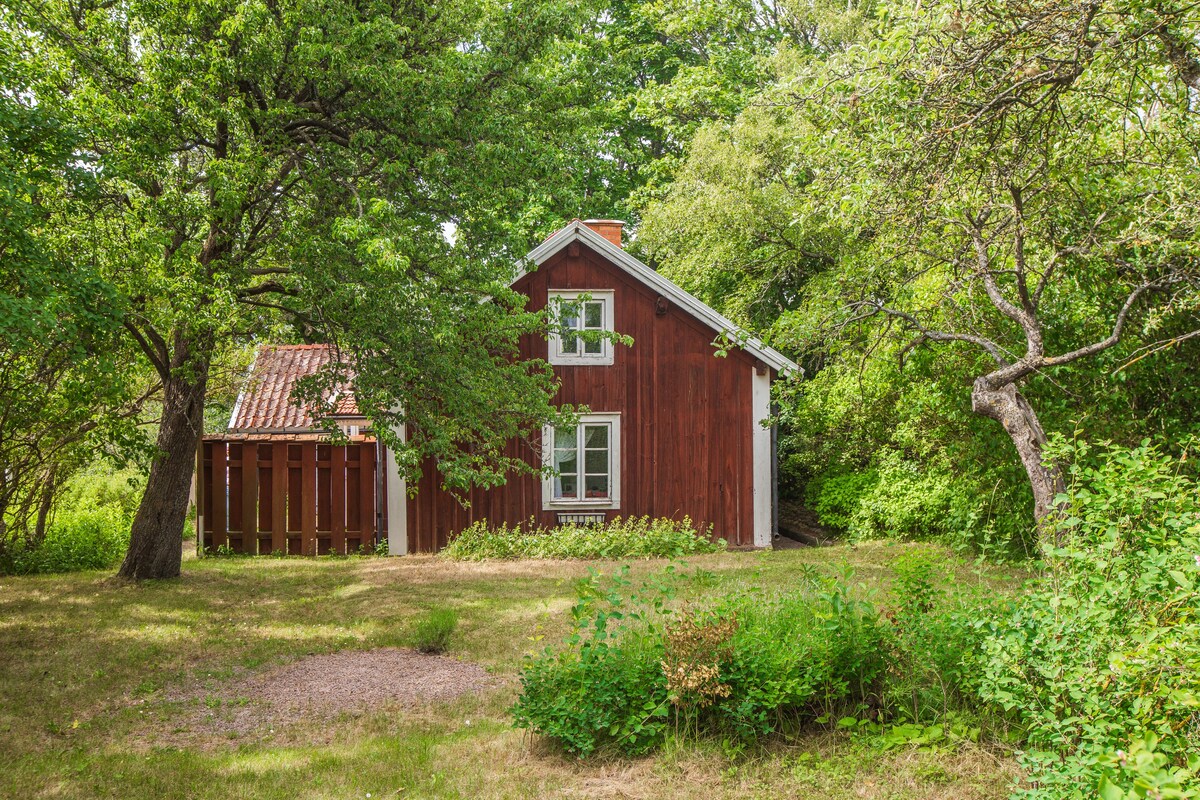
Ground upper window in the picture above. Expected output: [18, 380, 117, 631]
[548, 290, 615, 365]
[542, 413, 621, 509]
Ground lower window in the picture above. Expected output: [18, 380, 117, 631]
[543, 413, 621, 509]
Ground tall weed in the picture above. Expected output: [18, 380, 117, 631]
[512, 565, 890, 755]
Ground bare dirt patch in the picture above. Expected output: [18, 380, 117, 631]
[158, 648, 501, 748]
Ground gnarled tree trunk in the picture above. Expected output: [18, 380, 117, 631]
[970, 377, 1064, 528]
[118, 357, 209, 580]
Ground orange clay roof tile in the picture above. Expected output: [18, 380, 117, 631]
[228, 344, 363, 432]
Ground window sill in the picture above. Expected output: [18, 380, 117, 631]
[542, 499, 619, 511]
[548, 355, 614, 367]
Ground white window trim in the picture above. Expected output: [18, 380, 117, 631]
[541, 413, 621, 510]
[548, 290, 615, 366]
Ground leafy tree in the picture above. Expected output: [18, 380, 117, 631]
[15, 0, 594, 579]
[547, 0, 865, 225]
[0, 19, 145, 556]
[645, 0, 1200, 534]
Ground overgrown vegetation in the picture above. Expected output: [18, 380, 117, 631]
[412, 608, 459, 654]
[978, 438, 1200, 799]
[0, 467, 141, 575]
[513, 564, 891, 756]
[512, 553, 1001, 757]
[442, 517, 726, 561]
[515, 439, 1200, 799]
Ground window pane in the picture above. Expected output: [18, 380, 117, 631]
[582, 337, 602, 355]
[554, 451, 577, 477]
[584, 474, 609, 499]
[556, 474, 578, 499]
[584, 449, 608, 475]
[554, 426, 577, 450]
[583, 424, 608, 448]
[584, 301, 603, 329]
[561, 331, 579, 355]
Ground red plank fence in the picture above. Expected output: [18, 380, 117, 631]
[197, 439, 383, 555]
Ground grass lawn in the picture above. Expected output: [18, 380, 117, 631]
[0, 542, 1023, 799]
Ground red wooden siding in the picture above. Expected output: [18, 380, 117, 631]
[198, 439, 380, 555]
[407, 241, 760, 552]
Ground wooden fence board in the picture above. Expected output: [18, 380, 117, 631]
[271, 443, 287, 554]
[242, 442, 258, 555]
[331, 446, 346, 555]
[212, 441, 228, 550]
[301, 444, 317, 555]
[199, 438, 381, 557]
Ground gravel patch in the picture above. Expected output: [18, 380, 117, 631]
[160, 648, 500, 747]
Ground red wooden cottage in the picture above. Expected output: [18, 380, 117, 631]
[207, 219, 797, 555]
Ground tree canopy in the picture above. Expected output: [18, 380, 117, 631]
[3, 0, 1200, 572]
[639, 0, 1200, 545]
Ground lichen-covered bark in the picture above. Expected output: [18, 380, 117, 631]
[971, 377, 1064, 528]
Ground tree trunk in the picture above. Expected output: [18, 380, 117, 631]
[118, 362, 209, 580]
[33, 466, 57, 543]
[970, 377, 1065, 532]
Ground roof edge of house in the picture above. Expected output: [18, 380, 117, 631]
[521, 220, 802, 376]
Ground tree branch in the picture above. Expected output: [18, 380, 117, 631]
[122, 319, 170, 382]
[855, 300, 1010, 367]
[236, 280, 297, 299]
[1041, 281, 1159, 368]
[966, 212, 1044, 357]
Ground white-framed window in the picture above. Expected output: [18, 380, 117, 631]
[548, 290, 615, 365]
[542, 413, 621, 509]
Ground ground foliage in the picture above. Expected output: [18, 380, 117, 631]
[442, 516, 726, 561]
[516, 440, 1200, 799]
[512, 563, 893, 756]
[978, 438, 1200, 799]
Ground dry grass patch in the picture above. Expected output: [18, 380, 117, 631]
[161, 647, 501, 748]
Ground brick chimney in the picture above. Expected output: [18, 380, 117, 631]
[582, 219, 625, 248]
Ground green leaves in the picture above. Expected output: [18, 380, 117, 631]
[977, 439, 1200, 799]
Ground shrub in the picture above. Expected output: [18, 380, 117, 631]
[512, 567, 675, 755]
[847, 459, 961, 542]
[4, 504, 131, 575]
[805, 458, 1032, 558]
[883, 550, 1002, 724]
[0, 466, 142, 576]
[442, 516, 726, 561]
[976, 438, 1200, 799]
[413, 608, 459, 654]
[512, 565, 891, 756]
[806, 470, 879, 533]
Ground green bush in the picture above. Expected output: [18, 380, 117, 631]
[512, 565, 891, 756]
[976, 438, 1200, 800]
[0, 466, 142, 575]
[883, 550, 1002, 725]
[806, 470, 879, 533]
[442, 516, 726, 561]
[412, 608, 459, 654]
[805, 456, 1031, 558]
[847, 459, 961, 541]
[4, 504, 131, 575]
